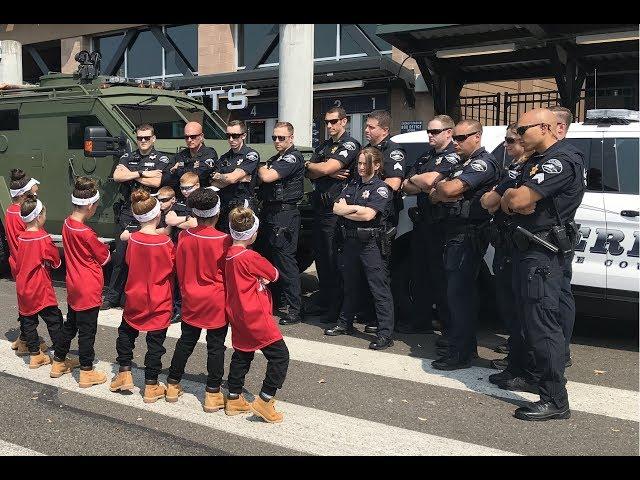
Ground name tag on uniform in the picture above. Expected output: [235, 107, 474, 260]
[144, 162, 155, 167]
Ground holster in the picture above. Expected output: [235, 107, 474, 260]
[408, 206, 422, 225]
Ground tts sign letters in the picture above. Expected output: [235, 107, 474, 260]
[186, 87, 249, 111]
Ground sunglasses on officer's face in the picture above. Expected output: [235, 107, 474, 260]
[184, 134, 202, 140]
[272, 135, 289, 142]
[226, 133, 244, 139]
[452, 131, 479, 143]
[136, 135, 152, 142]
[516, 123, 549, 136]
[427, 128, 451, 135]
[324, 118, 343, 125]
[505, 137, 518, 144]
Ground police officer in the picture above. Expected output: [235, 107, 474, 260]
[401, 114, 459, 335]
[429, 119, 499, 370]
[257, 122, 305, 325]
[304, 107, 360, 322]
[501, 108, 584, 421]
[211, 120, 260, 234]
[168, 121, 218, 191]
[324, 147, 395, 350]
[101, 123, 170, 309]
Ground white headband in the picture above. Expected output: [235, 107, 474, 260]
[71, 192, 100, 206]
[21, 199, 43, 223]
[10, 178, 40, 198]
[132, 199, 161, 223]
[230, 214, 259, 241]
[206, 185, 220, 192]
[192, 196, 220, 218]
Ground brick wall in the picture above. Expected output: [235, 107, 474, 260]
[198, 24, 236, 75]
[60, 36, 91, 74]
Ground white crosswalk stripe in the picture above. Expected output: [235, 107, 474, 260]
[0, 339, 516, 456]
[0, 438, 45, 456]
[97, 310, 640, 423]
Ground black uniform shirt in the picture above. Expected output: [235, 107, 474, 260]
[337, 176, 391, 229]
[366, 136, 406, 181]
[170, 144, 219, 189]
[118, 147, 171, 214]
[407, 141, 459, 212]
[311, 131, 360, 195]
[494, 158, 530, 196]
[168, 200, 192, 243]
[215, 144, 260, 204]
[514, 141, 585, 233]
[260, 145, 305, 203]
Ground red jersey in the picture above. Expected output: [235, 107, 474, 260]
[224, 245, 281, 352]
[4, 203, 25, 278]
[123, 231, 175, 331]
[176, 226, 231, 330]
[15, 229, 61, 316]
[63, 217, 111, 311]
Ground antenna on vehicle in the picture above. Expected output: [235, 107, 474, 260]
[594, 67, 597, 109]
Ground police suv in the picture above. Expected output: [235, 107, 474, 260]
[392, 109, 639, 320]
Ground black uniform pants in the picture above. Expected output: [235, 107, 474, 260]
[21, 306, 63, 354]
[115, 319, 168, 383]
[227, 339, 289, 397]
[104, 211, 135, 306]
[312, 210, 342, 315]
[443, 232, 485, 359]
[338, 237, 394, 338]
[261, 208, 301, 317]
[560, 254, 575, 362]
[168, 322, 228, 390]
[217, 197, 256, 234]
[55, 306, 99, 369]
[512, 247, 569, 409]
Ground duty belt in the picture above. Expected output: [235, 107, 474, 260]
[341, 226, 380, 241]
[510, 228, 560, 254]
[263, 202, 298, 211]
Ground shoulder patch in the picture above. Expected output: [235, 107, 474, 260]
[120, 153, 129, 159]
[376, 186, 389, 199]
[532, 172, 545, 184]
[470, 159, 488, 172]
[507, 170, 518, 179]
[159, 155, 169, 163]
[541, 158, 563, 174]
[445, 154, 459, 164]
[338, 150, 348, 158]
[246, 151, 259, 161]
[343, 141, 357, 151]
[282, 154, 297, 163]
[389, 150, 405, 161]
[453, 170, 463, 178]
[204, 158, 215, 167]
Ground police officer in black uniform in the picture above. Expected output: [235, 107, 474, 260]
[429, 119, 499, 370]
[304, 107, 360, 322]
[401, 115, 459, 335]
[257, 122, 305, 325]
[212, 120, 260, 234]
[501, 108, 584, 421]
[102, 123, 170, 309]
[324, 147, 395, 350]
[167, 121, 218, 192]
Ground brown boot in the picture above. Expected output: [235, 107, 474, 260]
[250, 397, 284, 423]
[224, 395, 252, 416]
[29, 351, 51, 369]
[203, 391, 225, 413]
[78, 369, 107, 388]
[15, 338, 48, 356]
[49, 357, 81, 378]
[165, 383, 183, 403]
[11, 338, 24, 351]
[109, 371, 135, 392]
[143, 382, 166, 403]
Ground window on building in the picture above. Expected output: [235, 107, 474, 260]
[21, 40, 61, 84]
[165, 24, 199, 76]
[67, 116, 106, 149]
[94, 33, 125, 77]
[314, 24, 337, 60]
[339, 24, 392, 57]
[127, 30, 163, 78]
[239, 24, 279, 67]
[0, 109, 19, 131]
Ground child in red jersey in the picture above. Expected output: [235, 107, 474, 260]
[109, 189, 175, 403]
[224, 207, 289, 423]
[15, 194, 74, 371]
[54, 177, 110, 387]
[165, 188, 232, 411]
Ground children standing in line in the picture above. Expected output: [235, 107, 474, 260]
[165, 188, 232, 412]
[224, 207, 289, 423]
[54, 177, 110, 387]
[15, 194, 74, 370]
[110, 189, 175, 403]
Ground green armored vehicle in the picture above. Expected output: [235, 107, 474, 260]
[0, 59, 314, 273]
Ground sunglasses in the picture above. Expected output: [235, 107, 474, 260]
[516, 123, 548, 136]
[226, 133, 244, 139]
[272, 135, 289, 142]
[324, 118, 343, 125]
[505, 137, 518, 144]
[452, 131, 479, 143]
[427, 128, 450, 135]
[157, 196, 174, 203]
[180, 184, 197, 191]
[136, 135, 152, 141]
[184, 134, 202, 140]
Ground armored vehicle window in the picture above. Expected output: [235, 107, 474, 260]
[176, 107, 225, 140]
[118, 105, 186, 139]
[67, 116, 106, 149]
[615, 138, 639, 195]
[0, 109, 19, 130]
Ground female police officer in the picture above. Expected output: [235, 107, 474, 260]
[324, 147, 394, 350]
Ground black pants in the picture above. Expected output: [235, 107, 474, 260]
[312, 210, 342, 315]
[260, 207, 301, 317]
[513, 247, 569, 409]
[227, 339, 289, 397]
[168, 322, 228, 390]
[104, 211, 136, 306]
[56, 306, 99, 369]
[115, 319, 168, 383]
[560, 254, 575, 361]
[21, 306, 63, 354]
[443, 232, 486, 358]
[217, 197, 255, 234]
[339, 237, 394, 338]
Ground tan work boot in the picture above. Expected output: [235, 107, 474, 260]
[29, 351, 51, 369]
[203, 391, 225, 413]
[143, 382, 167, 403]
[250, 397, 284, 423]
[11, 337, 25, 351]
[224, 394, 252, 416]
[109, 371, 135, 392]
[14, 338, 48, 356]
[165, 383, 184, 403]
[49, 357, 81, 378]
[78, 369, 107, 388]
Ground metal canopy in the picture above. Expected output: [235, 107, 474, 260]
[377, 24, 639, 118]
